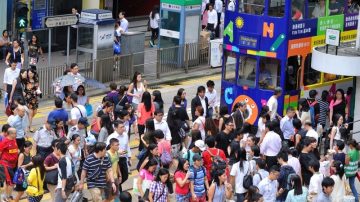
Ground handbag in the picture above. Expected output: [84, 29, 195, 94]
[356, 171, 360, 181]
[243, 161, 253, 189]
[26, 168, 40, 197]
[113, 42, 121, 55]
[5, 104, 12, 117]
[45, 169, 58, 185]
[90, 118, 100, 134]
[85, 103, 93, 117]
[69, 191, 83, 202]
[13, 168, 25, 185]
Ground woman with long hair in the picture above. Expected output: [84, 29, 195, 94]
[285, 174, 308, 201]
[67, 134, 82, 180]
[297, 98, 311, 126]
[208, 169, 233, 202]
[330, 160, 346, 202]
[98, 114, 114, 143]
[192, 106, 206, 141]
[137, 144, 161, 175]
[149, 6, 160, 47]
[345, 139, 360, 202]
[174, 158, 191, 201]
[218, 105, 230, 131]
[230, 148, 252, 202]
[152, 90, 164, 111]
[9, 69, 27, 104]
[53, 119, 66, 138]
[137, 91, 155, 151]
[205, 117, 218, 137]
[25, 68, 41, 132]
[75, 85, 89, 106]
[137, 158, 158, 200]
[127, 71, 147, 110]
[329, 88, 347, 125]
[176, 88, 187, 109]
[28, 34, 43, 69]
[14, 141, 33, 202]
[244, 186, 263, 202]
[26, 155, 46, 202]
[92, 101, 114, 137]
[329, 113, 347, 149]
[149, 168, 170, 202]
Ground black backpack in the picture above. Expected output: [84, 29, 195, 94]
[207, 149, 227, 180]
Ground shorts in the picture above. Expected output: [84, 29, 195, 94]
[104, 179, 119, 199]
[171, 144, 181, 159]
[176, 193, 190, 202]
[88, 188, 104, 202]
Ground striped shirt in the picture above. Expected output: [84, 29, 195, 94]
[189, 166, 206, 197]
[318, 99, 329, 125]
[345, 149, 359, 177]
[83, 154, 112, 189]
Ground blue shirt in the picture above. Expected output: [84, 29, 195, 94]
[280, 116, 294, 140]
[48, 108, 69, 124]
[8, 115, 28, 139]
[189, 166, 206, 197]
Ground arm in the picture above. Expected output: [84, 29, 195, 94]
[20, 52, 24, 66]
[345, 154, 350, 165]
[127, 84, 136, 97]
[329, 127, 336, 149]
[207, 183, 215, 202]
[329, 107, 333, 125]
[17, 153, 24, 168]
[106, 167, 116, 191]
[192, 122, 199, 131]
[139, 158, 149, 171]
[79, 169, 87, 190]
[175, 172, 190, 187]
[5, 52, 10, 65]
[218, 117, 224, 131]
[225, 182, 233, 200]
[9, 79, 17, 103]
[190, 181, 197, 200]
[96, 116, 101, 132]
[148, 188, 154, 202]
[137, 176, 145, 196]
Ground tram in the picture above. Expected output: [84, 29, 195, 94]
[220, 0, 358, 124]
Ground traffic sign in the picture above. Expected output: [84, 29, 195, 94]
[44, 14, 78, 28]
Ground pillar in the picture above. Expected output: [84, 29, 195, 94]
[0, 0, 7, 31]
[353, 77, 360, 142]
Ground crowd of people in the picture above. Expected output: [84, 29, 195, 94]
[0, 69, 359, 202]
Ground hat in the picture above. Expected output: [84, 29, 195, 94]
[78, 117, 89, 127]
[194, 140, 206, 152]
[193, 153, 202, 161]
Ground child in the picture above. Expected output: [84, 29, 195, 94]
[308, 160, 324, 201]
[332, 141, 345, 165]
[315, 177, 335, 202]
[252, 159, 269, 187]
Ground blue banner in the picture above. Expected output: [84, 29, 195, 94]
[289, 18, 317, 40]
[31, 0, 47, 30]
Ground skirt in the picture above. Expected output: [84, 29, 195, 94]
[28, 195, 43, 202]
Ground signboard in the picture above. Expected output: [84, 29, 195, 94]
[239, 35, 259, 49]
[344, 13, 358, 31]
[289, 19, 317, 39]
[325, 29, 340, 46]
[161, 0, 201, 6]
[32, 0, 47, 30]
[81, 9, 113, 20]
[44, 15, 78, 28]
[161, 3, 181, 11]
[317, 15, 344, 35]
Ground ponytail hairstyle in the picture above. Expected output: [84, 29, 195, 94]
[333, 160, 345, 179]
[347, 139, 360, 150]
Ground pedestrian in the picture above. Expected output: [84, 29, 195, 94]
[256, 110, 269, 139]
[28, 34, 43, 70]
[68, 63, 83, 91]
[258, 165, 282, 202]
[136, 158, 157, 200]
[107, 83, 118, 104]
[92, 101, 114, 137]
[152, 90, 164, 111]
[345, 139, 359, 202]
[26, 155, 46, 202]
[183, 140, 206, 166]
[127, 72, 147, 110]
[230, 148, 252, 202]
[154, 130, 171, 168]
[137, 91, 155, 150]
[149, 6, 160, 47]
[76, 85, 89, 106]
[67, 117, 89, 155]
[202, 4, 209, 30]
[297, 98, 311, 127]
[175, 158, 191, 202]
[14, 141, 33, 202]
[153, 109, 171, 141]
[202, 136, 227, 181]
[192, 106, 207, 141]
[7, 105, 28, 151]
[232, 101, 248, 129]
[189, 154, 209, 202]
[205, 80, 218, 118]
[307, 90, 320, 127]
[267, 87, 282, 120]
[98, 114, 114, 143]
[118, 11, 129, 32]
[24, 68, 41, 132]
[0, 124, 11, 142]
[276, 151, 296, 202]
[330, 160, 346, 202]
[176, 88, 187, 109]
[0, 30, 10, 60]
[53, 120, 66, 139]
[3, 61, 20, 104]
[218, 105, 230, 131]
[252, 159, 269, 187]
[33, 120, 57, 157]
[5, 39, 24, 69]
[285, 174, 308, 202]
[329, 89, 347, 125]
[9, 69, 27, 105]
[215, 119, 234, 157]
[305, 121, 319, 143]
[116, 110, 131, 137]
[191, 86, 209, 121]
[69, 93, 87, 126]
[47, 97, 69, 133]
[62, 7, 80, 55]
[137, 144, 161, 175]
[62, 93, 73, 122]
[54, 142, 75, 202]
[214, 0, 222, 37]
[299, 137, 319, 186]
[315, 177, 334, 202]
[228, 128, 243, 166]
[140, 119, 156, 151]
[105, 138, 121, 200]
[208, 169, 233, 202]
[293, 118, 306, 148]
[149, 168, 170, 202]
[333, 140, 345, 165]
[329, 114, 347, 150]
[260, 121, 282, 169]
[67, 134, 82, 179]
[318, 90, 329, 129]
[44, 139, 60, 201]
[79, 142, 116, 202]
[280, 107, 296, 147]
[116, 85, 129, 111]
[286, 147, 301, 176]
[308, 160, 323, 201]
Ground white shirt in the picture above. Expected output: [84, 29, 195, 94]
[267, 95, 278, 120]
[199, 96, 207, 117]
[306, 129, 319, 142]
[258, 177, 279, 202]
[3, 67, 20, 85]
[154, 119, 172, 141]
[57, 156, 74, 189]
[194, 116, 206, 141]
[215, 0, 223, 13]
[309, 173, 324, 195]
[106, 131, 131, 158]
[70, 104, 87, 122]
[149, 12, 160, 29]
[288, 155, 301, 175]
[120, 18, 129, 32]
[230, 161, 252, 194]
[33, 125, 57, 148]
[207, 9, 218, 27]
[260, 131, 282, 156]
[256, 118, 265, 138]
[330, 175, 346, 202]
[253, 169, 269, 187]
[205, 89, 218, 109]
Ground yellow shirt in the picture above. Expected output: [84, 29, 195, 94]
[107, 150, 119, 178]
[27, 167, 44, 196]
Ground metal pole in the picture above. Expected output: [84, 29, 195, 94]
[67, 26, 70, 65]
[48, 28, 51, 67]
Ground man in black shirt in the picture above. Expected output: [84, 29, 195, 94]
[216, 119, 235, 157]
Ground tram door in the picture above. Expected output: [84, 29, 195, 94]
[283, 55, 301, 115]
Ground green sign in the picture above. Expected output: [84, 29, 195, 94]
[317, 15, 344, 35]
[161, 0, 201, 6]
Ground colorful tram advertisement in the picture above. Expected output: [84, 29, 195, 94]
[221, 0, 358, 124]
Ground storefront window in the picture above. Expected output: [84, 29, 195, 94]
[258, 58, 280, 89]
[238, 56, 256, 87]
[223, 51, 237, 83]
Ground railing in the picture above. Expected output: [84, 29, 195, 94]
[38, 42, 211, 98]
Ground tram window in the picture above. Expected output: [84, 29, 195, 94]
[239, 0, 265, 15]
[238, 56, 256, 87]
[329, 0, 344, 15]
[310, 0, 326, 18]
[286, 56, 301, 91]
[291, 0, 304, 21]
[347, 0, 359, 14]
[304, 53, 321, 85]
[228, 0, 236, 11]
[224, 51, 237, 82]
[258, 58, 280, 90]
[268, 0, 285, 17]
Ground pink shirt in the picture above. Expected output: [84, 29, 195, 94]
[137, 103, 155, 125]
[158, 139, 171, 155]
[139, 169, 155, 181]
[329, 99, 341, 110]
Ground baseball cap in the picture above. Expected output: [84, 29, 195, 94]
[194, 140, 206, 152]
[78, 117, 89, 127]
[193, 153, 202, 161]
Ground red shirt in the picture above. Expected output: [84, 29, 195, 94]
[0, 138, 19, 168]
[137, 103, 155, 125]
[174, 170, 190, 195]
[202, 148, 228, 181]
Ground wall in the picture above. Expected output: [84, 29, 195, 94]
[0, 0, 8, 32]
[353, 77, 360, 142]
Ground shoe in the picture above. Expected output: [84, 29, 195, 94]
[29, 128, 35, 133]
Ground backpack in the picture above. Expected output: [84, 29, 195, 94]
[160, 150, 172, 166]
[308, 100, 318, 128]
[280, 166, 296, 190]
[243, 161, 253, 189]
[286, 173, 298, 190]
[191, 165, 205, 180]
[208, 149, 227, 180]
[178, 121, 190, 139]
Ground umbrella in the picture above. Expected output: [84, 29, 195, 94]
[53, 74, 85, 88]
[84, 77, 107, 90]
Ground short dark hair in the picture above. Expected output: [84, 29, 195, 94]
[109, 138, 119, 146]
[154, 109, 164, 115]
[56, 142, 68, 154]
[308, 160, 320, 172]
[277, 151, 288, 162]
[94, 142, 107, 153]
[335, 140, 345, 150]
[70, 93, 78, 102]
[119, 11, 126, 16]
[322, 177, 335, 188]
[309, 90, 317, 98]
[197, 86, 206, 94]
[286, 107, 295, 113]
[51, 139, 60, 148]
[113, 120, 124, 128]
[173, 95, 181, 105]
[70, 63, 78, 69]
[255, 159, 266, 169]
[154, 129, 164, 139]
[54, 97, 63, 108]
[1, 124, 11, 133]
[251, 145, 260, 157]
[206, 80, 215, 87]
[265, 121, 274, 131]
[292, 118, 302, 130]
[119, 191, 132, 202]
[109, 82, 117, 90]
[205, 136, 216, 148]
[269, 165, 280, 173]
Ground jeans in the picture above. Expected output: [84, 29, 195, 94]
[349, 176, 359, 202]
[208, 107, 214, 119]
[1, 46, 7, 59]
[236, 193, 246, 202]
